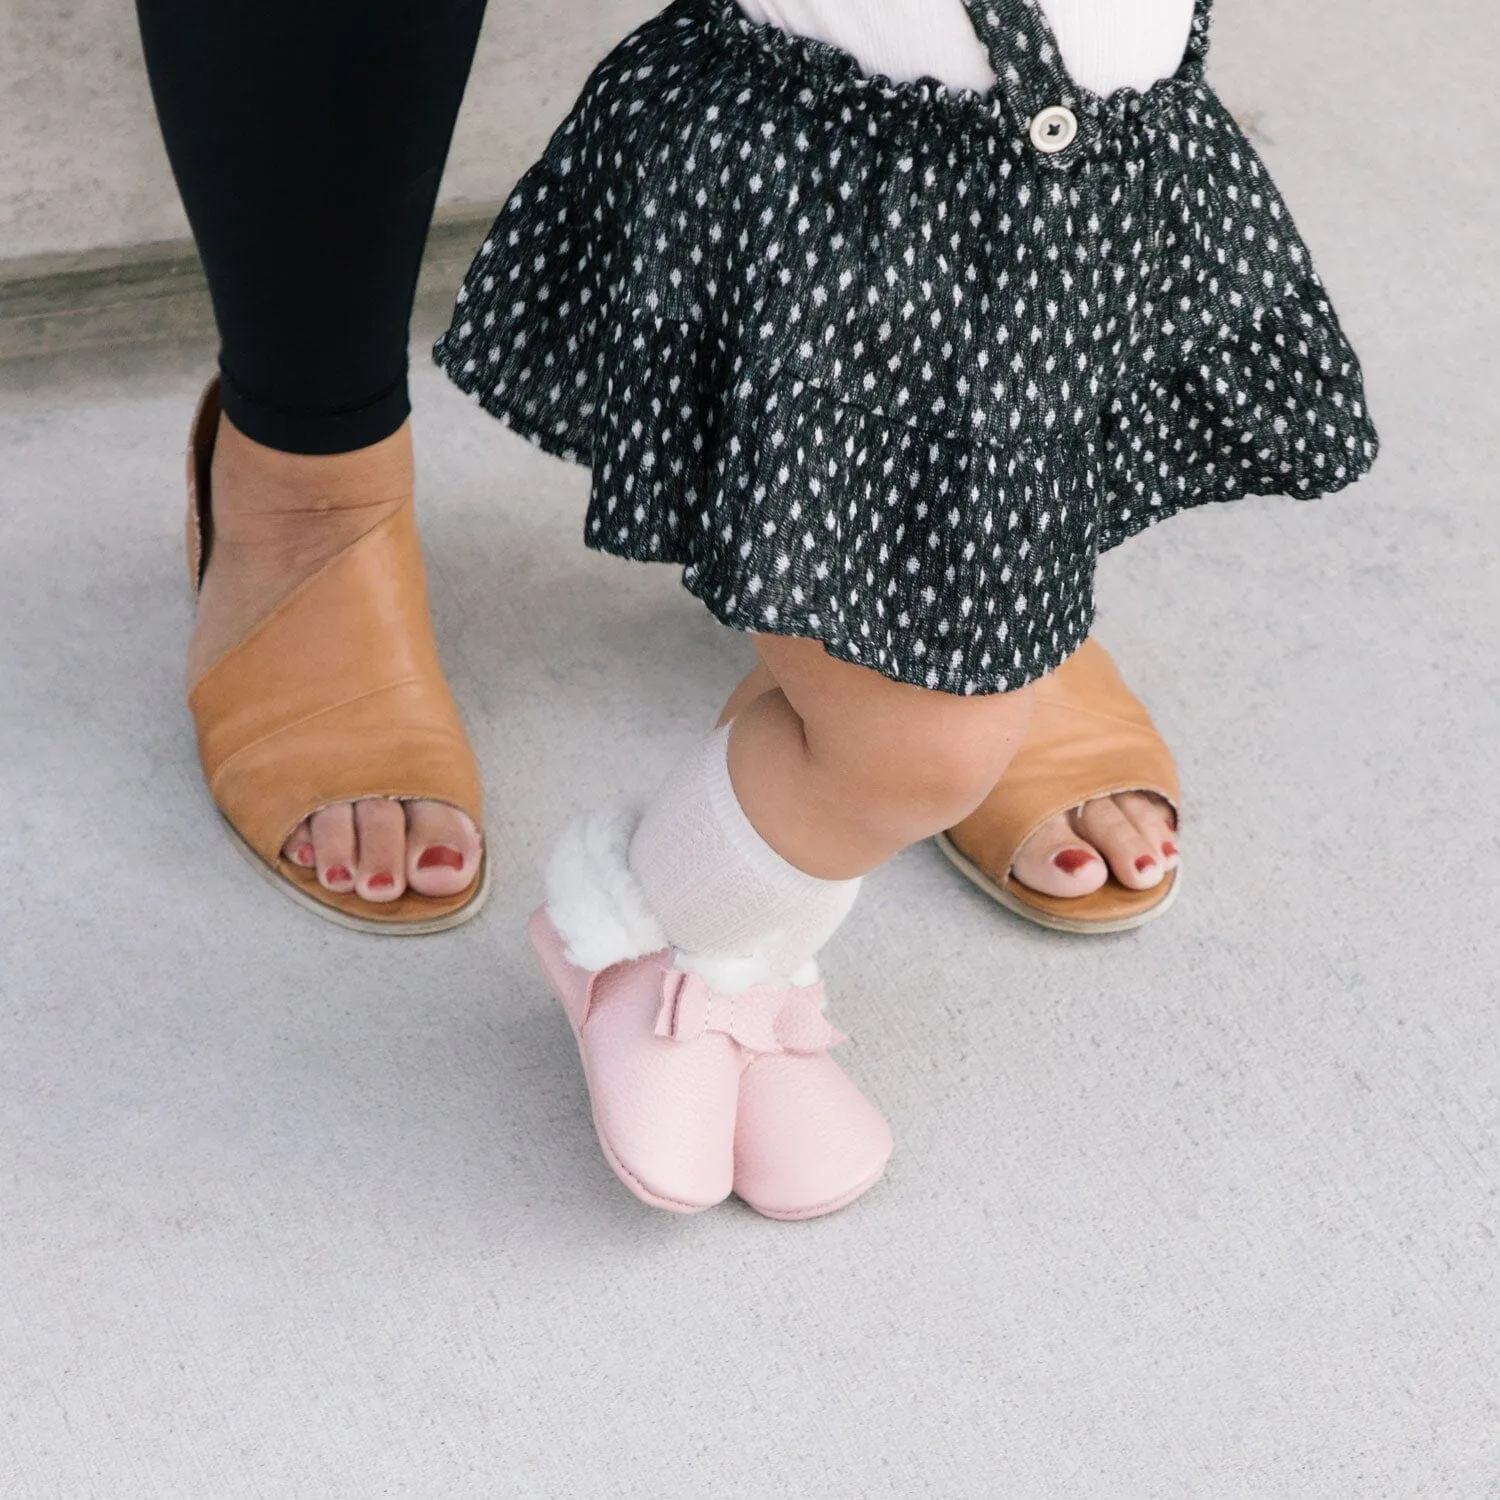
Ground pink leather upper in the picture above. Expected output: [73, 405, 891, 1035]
[529, 906, 889, 1219]
[530, 908, 740, 1212]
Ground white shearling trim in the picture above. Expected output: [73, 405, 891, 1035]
[672, 953, 823, 995]
[544, 802, 667, 971]
[789, 959, 821, 989]
[674, 951, 773, 995]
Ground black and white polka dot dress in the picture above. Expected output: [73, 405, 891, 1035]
[435, 0, 1379, 694]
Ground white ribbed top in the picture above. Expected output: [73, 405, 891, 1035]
[736, 0, 1196, 99]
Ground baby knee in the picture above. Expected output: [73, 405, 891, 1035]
[889, 741, 1015, 828]
[835, 688, 1033, 834]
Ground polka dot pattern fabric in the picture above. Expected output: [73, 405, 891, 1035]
[434, 0, 1378, 694]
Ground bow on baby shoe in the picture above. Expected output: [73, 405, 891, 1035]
[654, 970, 846, 1055]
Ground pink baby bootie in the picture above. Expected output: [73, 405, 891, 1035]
[530, 907, 740, 1212]
[733, 1036, 892, 1222]
[531, 806, 891, 1219]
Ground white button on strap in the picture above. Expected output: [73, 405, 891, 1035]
[1030, 104, 1079, 155]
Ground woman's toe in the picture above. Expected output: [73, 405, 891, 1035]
[405, 800, 482, 898]
[1070, 796, 1165, 890]
[1010, 812, 1110, 898]
[311, 803, 358, 892]
[282, 819, 316, 870]
[353, 798, 408, 902]
[1117, 790, 1180, 871]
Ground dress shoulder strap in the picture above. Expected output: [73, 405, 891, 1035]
[958, 0, 1214, 117]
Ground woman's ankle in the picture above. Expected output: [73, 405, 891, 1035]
[208, 412, 414, 529]
[187, 416, 417, 689]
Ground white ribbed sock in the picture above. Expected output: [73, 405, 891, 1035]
[627, 727, 862, 993]
[736, 0, 1195, 99]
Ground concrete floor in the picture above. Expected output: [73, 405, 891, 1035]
[2, 2, 1498, 1496]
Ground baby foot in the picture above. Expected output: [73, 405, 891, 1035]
[530, 908, 743, 1212]
[532, 906, 888, 1218]
[734, 1036, 891, 1221]
[1010, 791, 1178, 899]
[187, 412, 482, 904]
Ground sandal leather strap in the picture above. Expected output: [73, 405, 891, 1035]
[187, 497, 483, 871]
[946, 637, 1179, 880]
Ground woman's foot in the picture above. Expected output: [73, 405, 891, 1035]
[1009, 792, 1179, 900]
[185, 412, 483, 904]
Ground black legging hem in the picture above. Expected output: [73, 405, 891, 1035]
[218, 361, 411, 454]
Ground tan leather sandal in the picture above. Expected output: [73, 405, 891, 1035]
[936, 639, 1180, 935]
[184, 378, 489, 935]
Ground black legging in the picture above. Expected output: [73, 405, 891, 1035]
[136, 0, 489, 454]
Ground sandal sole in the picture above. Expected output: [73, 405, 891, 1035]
[934, 830, 1179, 936]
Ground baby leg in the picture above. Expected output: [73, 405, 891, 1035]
[536, 639, 1033, 1218]
[727, 635, 1034, 881]
[716, 644, 1176, 907]
[614, 635, 1036, 1001]
[632, 640, 1033, 1211]
[620, 636, 1034, 1000]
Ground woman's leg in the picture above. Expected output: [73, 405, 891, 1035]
[137, 0, 487, 453]
[137, 0, 488, 901]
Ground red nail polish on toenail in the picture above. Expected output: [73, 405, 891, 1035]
[1053, 848, 1097, 875]
[368, 872, 396, 891]
[1135, 855, 1157, 872]
[1163, 841, 1179, 858]
[417, 846, 464, 871]
[326, 866, 352, 885]
[294, 844, 315, 866]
